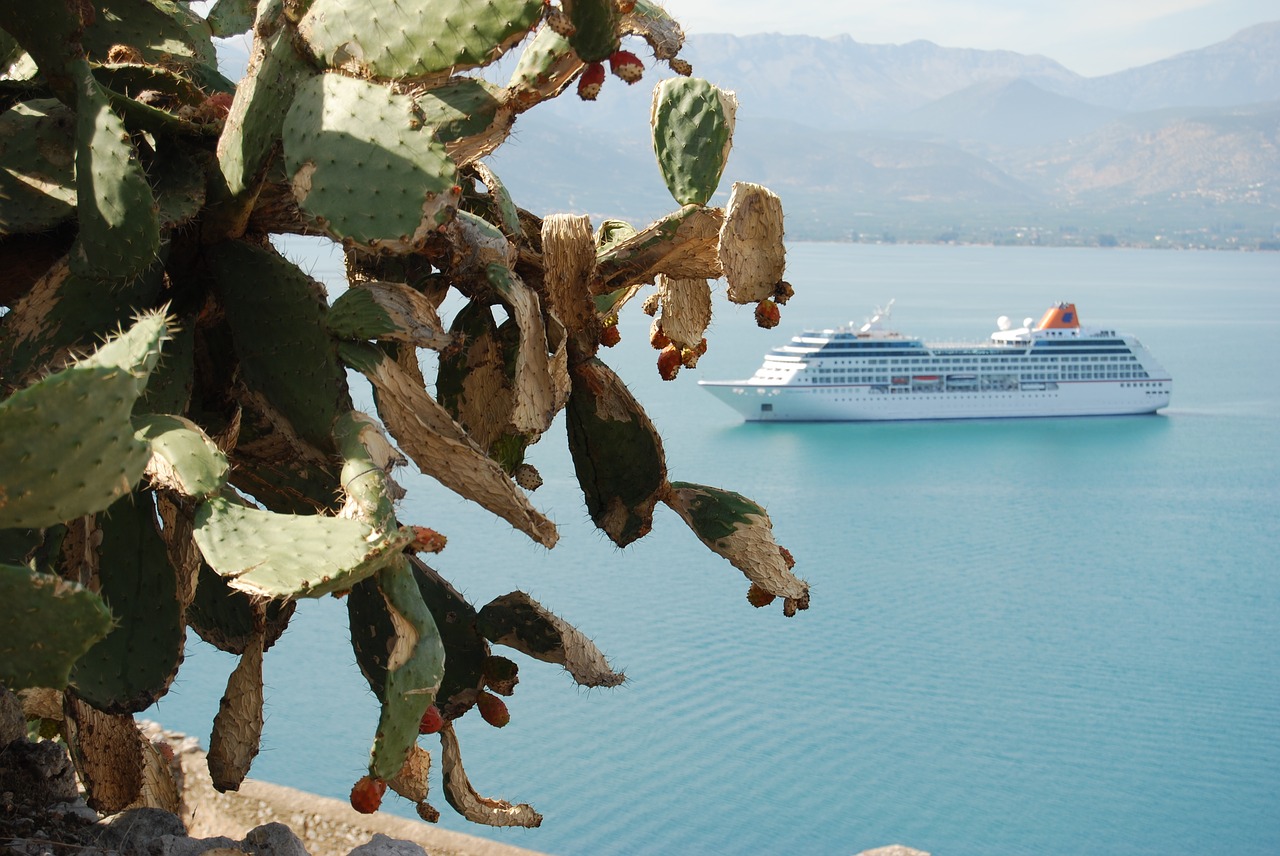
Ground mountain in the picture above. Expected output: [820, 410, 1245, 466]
[886, 78, 1120, 147]
[493, 21, 1280, 247]
[1060, 21, 1280, 111]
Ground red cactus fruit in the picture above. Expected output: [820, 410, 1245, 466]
[755, 298, 781, 329]
[350, 775, 386, 814]
[194, 92, 234, 123]
[409, 526, 447, 554]
[577, 62, 606, 100]
[657, 344, 681, 380]
[600, 322, 621, 348]
[746, 583, 777, 608]
[476, 691, 510, 727]
[608, 49, 644, 84]
[649, 321, 670, 350]
[418, 704, 444, 735]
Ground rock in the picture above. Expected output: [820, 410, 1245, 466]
[856, 847, 931, 856]
[99, 806, 188, 853]
[347, 833, 428, 856]
[151, 834, 242, 856]
[244, 821, 311, 856]
[0, 738, 80, 803]
[0, 685, 25, 746]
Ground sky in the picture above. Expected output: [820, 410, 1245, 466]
[664, 0, 1276, 76]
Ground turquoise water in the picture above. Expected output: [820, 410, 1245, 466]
[150, 245, 1280, 855]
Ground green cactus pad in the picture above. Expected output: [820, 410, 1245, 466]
[507, 26, 580, 105]
[650, 77, 736, 207]
[417, 79, 504, 147]
[80, 0, 218, 71]
[366, 557, 445, 781]
[136, 323, 194, 415]
[0, 2, 82, 100]
[0, 254, 168, 389]
[565, 357, 667, 547]
[282, 72, 460, 249]
[187, 563, 296, 655]
[0, 564, 114, 692]
[477, 590, 623, 687]
[325, 282, 452, 349]
[332, 410, 400, 530]
[134, 414, 230, 498]
[70, 489, 185, 713]
[567, 0, 621, 63]
[207, 239, 348, 451]
[149, 140, 210, 229]
[192, 495, 413, 598]
[662, 481, 809, 604]
[207, 0, 259, 36]
[69, 62, 162, 282]
[0, 99, 77, 235]
[217, 24, 317, 201]
[0, 313, 169, 530]
[297, 0, 542, 78]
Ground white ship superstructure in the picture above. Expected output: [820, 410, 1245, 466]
[698, 301, 1172, 422]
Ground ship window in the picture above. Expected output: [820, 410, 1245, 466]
[761, 404, 772, 412]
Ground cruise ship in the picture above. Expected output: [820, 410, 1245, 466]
[698, 301, 1172, 422]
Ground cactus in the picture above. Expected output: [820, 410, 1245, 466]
[0, 0, 806, 830]
[651, 77, 737, 207]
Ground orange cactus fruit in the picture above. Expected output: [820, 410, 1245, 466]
[755, 298, 781, 329]
[350, 775, 387, 814]
[476, 691, 511, 728]
[656, 344, 681, 380]
[746, 584, 777, 608]
[409, 526, 447, 553]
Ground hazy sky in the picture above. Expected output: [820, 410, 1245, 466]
[666, 0, 1276, 76]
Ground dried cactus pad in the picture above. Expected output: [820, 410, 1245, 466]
[282, 73, 460, 249]
[651, 76, 737, 206]
[719, 181, 786, 304]
[297, 0, 543, 77]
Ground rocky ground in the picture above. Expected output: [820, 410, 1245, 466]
[0, 687, 543, 856]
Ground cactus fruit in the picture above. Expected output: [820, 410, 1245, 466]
[577, 61, 606, 100]
[419, 704, 444, 735]
[755, 298, 781, 329]
[608, 49, 644, 83]
[656, 343, 681, 380]
[476, 691, 510, 727]
[350, 775, 387, 814]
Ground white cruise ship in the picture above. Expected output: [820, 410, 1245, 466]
[699, 301, 1172, 422]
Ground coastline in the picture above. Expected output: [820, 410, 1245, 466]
[172, 733, 548, 856]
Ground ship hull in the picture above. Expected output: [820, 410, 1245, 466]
[698, 380, 1171, 422]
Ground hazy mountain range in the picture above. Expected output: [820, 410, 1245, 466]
[487, 21, 1280, 247]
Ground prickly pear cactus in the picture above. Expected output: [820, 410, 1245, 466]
[0, 0, 806, 829]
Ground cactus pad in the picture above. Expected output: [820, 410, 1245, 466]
[0, 564, 114, 691]
[326, 282, 453, 349]
[192, 495, 413, 598]
[565, 357, 667, 546]
[70, 489, 186, 713]
[661, 481, 809, 607]
[566, 0, 621, 63]
[650, 77, 736, 207]
[0, 312, 169, 530]
[282, 72, 461, 249]
[0, 99, 77, 235]
[134, 414, 231, 498]
[478, 591, 623, 687]
[69, 62, 162, 281]
[297, 0, 542, 78]
[719, 181, 787, 303]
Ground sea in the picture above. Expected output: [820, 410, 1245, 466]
[148, 243, 1280, 856]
